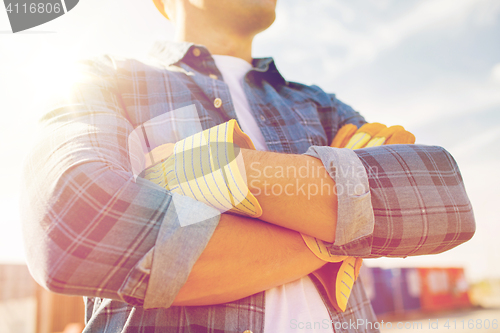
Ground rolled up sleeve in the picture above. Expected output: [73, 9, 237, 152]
[118, 187, 220, 309]
[135, 192, 220, 309]
[304, 146, 375, 256]
[304, 144, 476, 258]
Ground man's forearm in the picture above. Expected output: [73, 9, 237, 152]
[242, 149, 338, 243]
[172, 212, 326, 306]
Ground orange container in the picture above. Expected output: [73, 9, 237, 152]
[418, 268, 471, 312]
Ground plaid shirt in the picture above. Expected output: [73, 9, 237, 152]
[21, 41, 475, 333]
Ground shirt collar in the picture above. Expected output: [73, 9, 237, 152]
[149, 40, 286, 85]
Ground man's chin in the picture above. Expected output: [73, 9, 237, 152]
[240, 10, 276, 34]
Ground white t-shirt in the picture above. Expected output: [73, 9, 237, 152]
[212, 54, 333, 333]
[212, 55, 268, 151]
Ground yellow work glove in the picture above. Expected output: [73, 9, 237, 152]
[303, 122, 415, 312]
[144, 119, 263, 218]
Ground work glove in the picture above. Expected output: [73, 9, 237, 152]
[303, 122, 415, 312]
[144, 119, 263, 218]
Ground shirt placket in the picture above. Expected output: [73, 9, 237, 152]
[200, 52, 239, 125]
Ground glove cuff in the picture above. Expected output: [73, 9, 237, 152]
[146, 120, 262, 218]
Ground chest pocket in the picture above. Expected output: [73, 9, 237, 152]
[289, 102, 328, 153]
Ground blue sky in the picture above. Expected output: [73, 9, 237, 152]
[0, 0, 499, 282]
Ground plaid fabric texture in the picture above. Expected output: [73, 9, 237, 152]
[20, 41, 475, 333]
[356, 144, 476, 257]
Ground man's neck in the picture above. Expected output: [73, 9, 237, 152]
[174, 21, 254, 63]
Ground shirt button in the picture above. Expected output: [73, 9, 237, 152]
[192, 48, 201, 57]
[259, 115, 265, 121]
[209, 74, 218, 80]
[214, 98, 222, 108]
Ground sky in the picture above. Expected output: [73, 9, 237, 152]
[0, 0, 499, 282]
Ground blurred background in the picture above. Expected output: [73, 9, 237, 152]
[0, 0, 499, 332]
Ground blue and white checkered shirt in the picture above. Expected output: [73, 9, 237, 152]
[21, 41, 475, 333]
